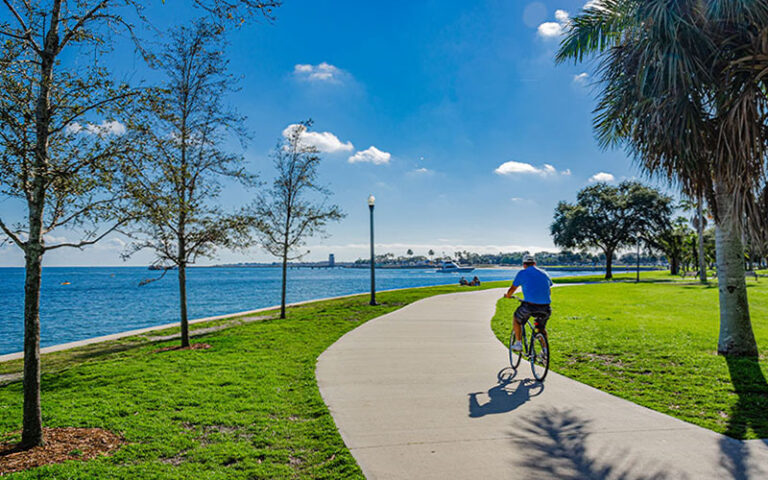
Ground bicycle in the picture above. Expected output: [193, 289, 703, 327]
[507, 295, 550, 382]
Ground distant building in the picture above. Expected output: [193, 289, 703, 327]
[329, 254, 335, 268]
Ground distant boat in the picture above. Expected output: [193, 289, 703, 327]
[60, 282, 71, 285]
[436, 261, 474, 273]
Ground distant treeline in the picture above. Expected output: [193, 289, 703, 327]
[354, 250, 666, 266]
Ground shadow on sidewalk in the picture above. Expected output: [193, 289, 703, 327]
[467, 367, 543, 418]
[510, 408, 678, 480]
[718, 355, 768, 479]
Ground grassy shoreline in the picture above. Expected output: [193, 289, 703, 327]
[0, 281, 509, 479]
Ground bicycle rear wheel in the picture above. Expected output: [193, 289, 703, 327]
[509, 328, 522, 370]
[530, 332, 549, 381]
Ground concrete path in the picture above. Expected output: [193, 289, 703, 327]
[316, 288, 768, 480]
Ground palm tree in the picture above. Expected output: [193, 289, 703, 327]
[557, 0, 766, 356]
[680, 196, 709, 284]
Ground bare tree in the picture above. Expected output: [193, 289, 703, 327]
[124, 21, 259, 349]
[255, 122, 345, 319]
[0, 0, 279, 450]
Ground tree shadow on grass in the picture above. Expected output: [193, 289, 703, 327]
[467, 368, 544, 418]
[718, 355, 768, 479]
[510, 408, 679, 480]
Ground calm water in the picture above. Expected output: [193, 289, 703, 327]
[0, 266, 597, 355]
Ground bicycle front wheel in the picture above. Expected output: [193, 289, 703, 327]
[530, 332, 549, 381]
[509, 328, 522, 370]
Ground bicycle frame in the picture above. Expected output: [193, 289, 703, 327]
[518, 318, 538, 360]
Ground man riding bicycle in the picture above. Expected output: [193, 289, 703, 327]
[504, 254, 552, 352]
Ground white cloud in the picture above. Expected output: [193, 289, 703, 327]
[537, 9, 570, 39]
[410, 167, 433, 175]
[87, 120, 126, 136]
[573, 72, 589, 85]
[495, 160, 568, 177]
[282, 124, 354, 153]
[43, 234, 69, 244]
[537, 22, 564, 38]
[349, 146, 391, 165]
[66, 120, 126, 137]
[65, 122, 83, 135]
[293, 62, 347, 84]
[589, 172, 616, 183]
[555, 9, 570, 23]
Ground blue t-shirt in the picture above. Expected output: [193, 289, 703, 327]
[513, 266, 553, 305]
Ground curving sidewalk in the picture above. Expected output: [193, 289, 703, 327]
[316, 288, 768, 480]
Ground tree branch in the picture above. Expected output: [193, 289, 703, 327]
[57, 0, 110, 52]
[1, 0, 42, 52]
[44, 219, 129, 251]
[0, 216, 25, 249]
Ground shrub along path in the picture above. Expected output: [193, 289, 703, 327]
[318, 286, 768, 479]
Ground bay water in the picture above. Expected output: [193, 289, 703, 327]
[0, 266, 598, 355]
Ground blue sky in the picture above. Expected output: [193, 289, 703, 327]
[0, 0, 665, 266]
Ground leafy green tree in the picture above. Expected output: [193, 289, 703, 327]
[557, 0, 763, 356]
[407, 248, 413, 256]
[647, 218, 694, 276]
[124, 21, 259, 349]
[551, 181, 672, 279]
[0, 4, 141, 450]
[255, 121, 345, 319]
[0, 0, 280, 450]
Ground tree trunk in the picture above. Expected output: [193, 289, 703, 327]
[280, 246, 288, 319]
[604, 249, 613, 280]
[697, 196, 707, 283]
[714, 185, 758, 357]
[178, 262, 189, 348]
[21, 242, 44, 448]
[21, 4, 62, 448]
[670, 256, 680, 276]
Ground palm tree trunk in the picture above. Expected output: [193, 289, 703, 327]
[697, 196, 707, 283]
[714, 186, 758, 356]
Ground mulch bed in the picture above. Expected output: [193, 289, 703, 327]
[0, 427, 123, 475]
[154, 343, 212, 353]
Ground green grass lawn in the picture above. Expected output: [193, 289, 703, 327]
[0, 282, 508, 479]
[492, 276, 768, 439]
[3, 270, 766, 477]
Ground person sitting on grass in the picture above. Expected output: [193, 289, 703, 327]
[459, 276, 469, 286]
[504, 254, 552, 352]
[469, 276, 480, 286]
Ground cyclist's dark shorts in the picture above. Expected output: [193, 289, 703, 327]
[514, 301, 551, 329]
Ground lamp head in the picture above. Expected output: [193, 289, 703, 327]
[368, 195, 375, 207]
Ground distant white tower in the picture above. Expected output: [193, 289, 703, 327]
[329, 254, 335, 268]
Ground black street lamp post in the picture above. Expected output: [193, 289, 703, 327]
[636, 235, 641, 283]
[368, 195, 377, 306]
